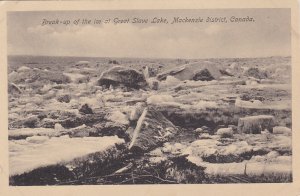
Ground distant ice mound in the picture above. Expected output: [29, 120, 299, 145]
[157, 61, 223, 81]
[244, 67, 268, 79]
[75, 61, 90, 66]
[8, 69, 71, 85]
[97, 66, 148, 89]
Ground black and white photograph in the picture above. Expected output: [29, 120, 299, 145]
[6, 8, 292, 186]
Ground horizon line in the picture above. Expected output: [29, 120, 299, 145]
[7, 54, 291, 60]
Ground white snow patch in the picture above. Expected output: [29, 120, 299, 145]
[188, 140, 220, 157]
[147, 94, 174, 105]
[160, 76, 181, 88]
[8, 113, 19, 120]
[75, 61, 90, 65]
[203, 162, 247, 175]
[54, 123, 65, 132]
[78, 97, 101, 108]
[26, 136, 49, 144]
[107, 110, 129, 125]
[9, 71, 18, 78]
[235, 98, 263, 108]
[251, 155, 266, 162]
[190, 139, 221, 147]
[149, 148, 163, 156]
[149, 157, 167, 164]
[192, 100, 218, 109]
[17, 66, 31, 72]
[266, 151, 280, 159]
[222, 141, 252, 156]
[176, 93, 204, 102]
[63, 73, 86, 82]
[246, 80, 259, 86]
[192, 162, 292, 176]
[186, 155, 203, 165]
[9, 128, 58, 138]
[181, 80, 218, 87]
[45, 99, 72, 111]
[40, 84, 53, 92]
[273, 126, 292, 135]
[147, 77, 159, 90]
[276, 156, 292, 163]
[216, 128, 234, 138]
[162, 142, 187, 155]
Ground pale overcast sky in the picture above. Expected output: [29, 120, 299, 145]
[7, 9, 290, 59]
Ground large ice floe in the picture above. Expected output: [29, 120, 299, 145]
[9, 135, 124, 176]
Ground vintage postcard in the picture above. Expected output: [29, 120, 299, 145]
[0, 0, 299, 196]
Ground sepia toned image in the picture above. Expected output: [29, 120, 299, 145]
[7, 8, 292, 186]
